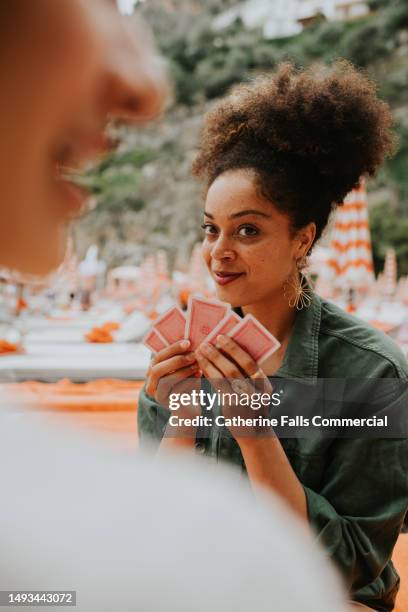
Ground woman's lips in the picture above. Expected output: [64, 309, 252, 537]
[56, 176, 90, 217]
[213, 271, 245, 286]
[52, 126, 115, 218]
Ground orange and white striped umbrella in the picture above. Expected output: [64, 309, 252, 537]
[326, 179, 375, 289]
[396, 276, 408, 305]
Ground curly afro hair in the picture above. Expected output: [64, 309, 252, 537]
[192, 61, 396, 246]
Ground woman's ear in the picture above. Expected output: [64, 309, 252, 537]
[295, 222, 316, 259]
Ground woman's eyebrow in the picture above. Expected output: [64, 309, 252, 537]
[204, 209, 271, 219]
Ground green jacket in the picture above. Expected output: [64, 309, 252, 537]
[138, 293, 408, 611]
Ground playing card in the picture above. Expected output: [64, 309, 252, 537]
[204, 311, 242, 346]
[186, 296, 230, 350]
[143, 328, 168, 354]
[153, 306, 186, 346]
[227, 314, 281, 364]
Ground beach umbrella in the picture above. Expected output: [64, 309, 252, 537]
[326, 179, 375, 291]
[56, 237, 79, 295]
[156, 249, 169, 280]
[140, 255, 159, 304]
[381, 248, 397, 297]
[110, 266, 141, 283]
[396, 276, 408, 306]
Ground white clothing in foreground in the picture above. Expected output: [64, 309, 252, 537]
[0, 404, 347, 612]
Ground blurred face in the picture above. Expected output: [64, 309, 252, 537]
[0, 0, 167, 275]
[201, 170, 313, 309]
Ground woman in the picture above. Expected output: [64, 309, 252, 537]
[138, 62, 408, 611]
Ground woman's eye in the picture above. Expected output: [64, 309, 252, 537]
[201, 223, 218, 235]
[237, 225, 259, 237]
[200, 223, 259, 238]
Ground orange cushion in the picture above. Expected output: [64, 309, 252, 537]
[0, 340, 22, 354]
[85, 327, 113, 343]
[6, 379, 144, 412]
[393, 535, 408, 612]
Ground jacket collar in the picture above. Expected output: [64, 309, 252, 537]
[275, 291, 321, 381]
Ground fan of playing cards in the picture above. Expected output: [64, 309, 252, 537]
[143, 296, 281, 365]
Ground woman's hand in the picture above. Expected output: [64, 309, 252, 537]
[145, 339, 201, 417]
[195, 334, 274, 440]
[195, 335, 308, 521]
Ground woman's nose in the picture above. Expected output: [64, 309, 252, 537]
[211, 236, 236, 261]
[103, 15, 169, 123]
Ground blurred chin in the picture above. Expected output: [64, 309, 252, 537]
[0, 228, 67, 277]
[215, 286, 243, 308]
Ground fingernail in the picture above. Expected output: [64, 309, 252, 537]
[181, 340, 190, 349]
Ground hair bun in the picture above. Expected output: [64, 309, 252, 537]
[193, 60, 396, 241]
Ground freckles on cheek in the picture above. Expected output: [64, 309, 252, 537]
[268, 243, 289, 264]
[249, 243, 286, 278]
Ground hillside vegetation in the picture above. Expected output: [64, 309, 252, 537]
[77, 0, 408, 275]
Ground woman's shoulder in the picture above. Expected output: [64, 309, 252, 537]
[317, 296, 408, 379]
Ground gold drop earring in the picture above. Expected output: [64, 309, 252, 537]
[283, 256, 313, 310]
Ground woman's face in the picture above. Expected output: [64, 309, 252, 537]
[201, 170, 312, 309]
[0, 0, 166, 275]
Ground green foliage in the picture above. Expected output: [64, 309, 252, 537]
[280, 21, 348, 64]
[368, 0, 391, 11]
[81, 147, 155, 213]
[384, 1, 408, 32]
[369, 203, 408, 276]
[379, 69, 408, 106]
[340, 19, 394, 66]
[97, 148, 154, 172]
[385, 124, 408, 212]
[140, 0, 408, 104]
[154, 15, 266, 103]
[195, 42, 252, 99]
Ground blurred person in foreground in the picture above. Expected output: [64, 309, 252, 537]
[0, 1, 349, 611]
[139, 62, 408, 611]
[0, 0, 166, 275]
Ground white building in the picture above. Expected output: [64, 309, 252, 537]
[214, 0, 370, 39]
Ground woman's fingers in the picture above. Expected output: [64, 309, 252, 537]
[147, 353, 197, 392]
[214, 335, 260, 377]
[197, 343, 244, 379]
[196, 345, 256, 399]
[146, 361, 199, 398]
[195, 351, 231, 397]
[154, 352, 197, 378]
[198, 337, 273, 394]
[195, 348, 224, 380]
[152, 339, 191, 365]
[145, 339, 194, 395]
